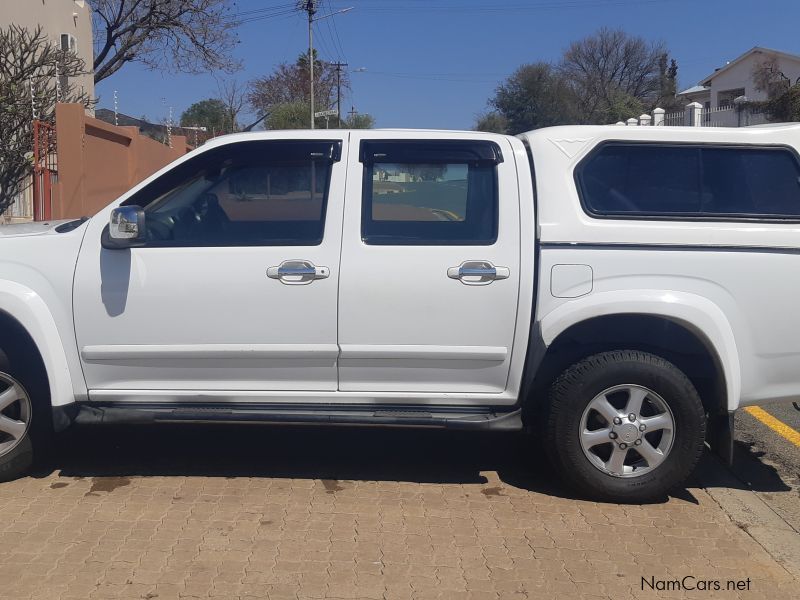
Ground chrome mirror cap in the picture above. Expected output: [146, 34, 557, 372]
[103, 206, 146, 249]
[109, 206, 145, 241]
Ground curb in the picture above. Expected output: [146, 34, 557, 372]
[696, 452, 800, 580]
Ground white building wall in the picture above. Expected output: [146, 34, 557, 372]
[1, 0, 95, 103]
[708, 51, 800, 109]
[682, 90, 711, 107]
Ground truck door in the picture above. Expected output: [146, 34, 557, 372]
[73, 137, 346, 394]
[337, 134, 521, 394]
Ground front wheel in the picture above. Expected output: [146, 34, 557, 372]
[545, 350, 706, 503]
[0, 371, 36, 481]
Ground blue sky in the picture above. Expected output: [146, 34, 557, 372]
[95, 0, 799, 130]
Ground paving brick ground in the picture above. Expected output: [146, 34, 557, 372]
[0, 425, 795, 599]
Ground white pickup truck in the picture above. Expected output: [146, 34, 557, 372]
[2, 125, 799, 501]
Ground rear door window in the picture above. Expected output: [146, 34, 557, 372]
[360, 140, 502, 245]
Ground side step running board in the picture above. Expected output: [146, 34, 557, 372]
[74, 404, 523, 431]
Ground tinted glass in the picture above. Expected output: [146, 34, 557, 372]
[580, 145, 700, 215]
[702, 148, 800, 216]
[123, 141, 338, 246]
[371, 163, 469, 221]
[578, 143, 800, 219]
[361, 142, 499, 245]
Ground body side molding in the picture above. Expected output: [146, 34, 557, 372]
[81, 344, 340, 361]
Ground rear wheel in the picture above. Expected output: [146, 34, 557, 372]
[545, 350, 706, 502]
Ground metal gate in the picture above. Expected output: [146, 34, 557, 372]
[32, 120, 58, 221]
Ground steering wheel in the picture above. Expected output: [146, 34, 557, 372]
[192, 193, 218, 220]
[145, 213, 174, 241]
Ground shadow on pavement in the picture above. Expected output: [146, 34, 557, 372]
[692, 441, 792, 494]
[33, 423, 705, 504]
[729, 439, 793, 493]
[45, 424, 547, 488]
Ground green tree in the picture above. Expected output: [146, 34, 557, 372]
[475, 111, 509, 134]
[751, 56, 800, 122]
[180, 99, 229, 134]
[605, 89, 644, 123]
[477, 62, 580, 134]
[560, 28, 669, 123]
[264, 102, 375, 130]
[344, 112, 375, 129]
[657, 55, 682, 111]
[265, 101, 310, 130]
[249, 52, 374, 129]
[0, 25, 92, 214]
[479, 29, 675, 129]
[752, 53, 793, 99]
[249, 51, 342, 118]
[762, 85, 800, 121]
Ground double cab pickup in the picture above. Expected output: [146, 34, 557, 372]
[2, 125, 800, 501]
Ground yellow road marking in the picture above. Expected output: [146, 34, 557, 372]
[744, 406, 800, 448]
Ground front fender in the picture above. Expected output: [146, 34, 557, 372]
[539, 289, 741, 410]
[0, 280, 76, 408]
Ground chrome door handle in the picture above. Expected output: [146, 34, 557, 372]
[448, 261, 510, 285]
[267, 260, 329, 285]
[278, 266, 315, 276]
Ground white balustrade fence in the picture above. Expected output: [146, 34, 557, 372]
[623, 102, 777, 128]
[662, 110, 684, 126]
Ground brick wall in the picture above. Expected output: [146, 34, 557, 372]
[54, 103, 192, 220]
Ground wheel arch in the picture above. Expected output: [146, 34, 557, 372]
[532, 290, 740, 415]
[0, 280, 77, 410]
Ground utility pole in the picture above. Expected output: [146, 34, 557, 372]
[331, 62, 348, 127]
[300, 1, 318, 129]
[299, 2, 352, 129]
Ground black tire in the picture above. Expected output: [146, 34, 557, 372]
[0, 348, 51, 482]
[545, 350, 706, 503]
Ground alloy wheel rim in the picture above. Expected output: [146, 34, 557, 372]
[0, 372, 32, 459]
[579, 384, 675, 478]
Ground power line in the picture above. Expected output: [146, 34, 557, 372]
[314, 21, 339, 60]
[233, 2, 297, 17]
[227, 4, 301, 26]
[312, 1, 337, 62]
[227, 0, 692, 25]
[329, 0, 689, 11]
[325, 0, 347, 61]
[300, 2, 354, 128]
[309, 2, 349, 63]
[229, 10, 299, 26]
[356, 70, 502, 84]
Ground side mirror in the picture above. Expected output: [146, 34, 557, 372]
[102, 206, 146, 249]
